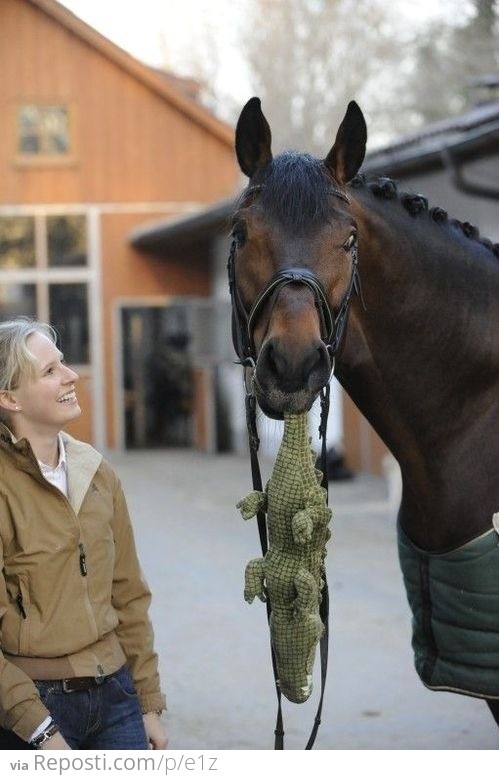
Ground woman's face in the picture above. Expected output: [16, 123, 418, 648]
[12, 332, 81, 434]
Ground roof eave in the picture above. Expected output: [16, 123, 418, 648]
[364, 120, 499, 177]
[27, 0, 234, 146]
[131, 198, 235, 253]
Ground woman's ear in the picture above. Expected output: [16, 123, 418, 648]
[0, 391, 20, 414]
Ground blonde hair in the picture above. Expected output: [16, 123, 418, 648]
[0, 318, 57, 392]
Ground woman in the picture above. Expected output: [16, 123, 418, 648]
[0, 319, 167, 750]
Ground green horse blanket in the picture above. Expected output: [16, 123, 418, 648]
[398, 515, 499, 699]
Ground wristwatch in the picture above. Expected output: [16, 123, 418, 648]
[31, 722, 60, 749]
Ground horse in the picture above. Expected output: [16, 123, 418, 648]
[230, 96, 499, 732]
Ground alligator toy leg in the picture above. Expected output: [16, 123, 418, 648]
[292, 502, 332, 546]
[237, 491, 268, 521]
[244, 558, 267, 603]
[293, 567, 319, 616]
[291, 507, 315, 545]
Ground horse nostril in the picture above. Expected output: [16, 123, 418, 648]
[301, 346, 321, 375]
[300, 345, 323, 385]
[305, 344, 330, 390]
[265, 341, 287, 379]
[258, 340, 330, 392]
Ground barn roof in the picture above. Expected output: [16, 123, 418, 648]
[27, 0, 234, 146]
[363, 97, 499, 177]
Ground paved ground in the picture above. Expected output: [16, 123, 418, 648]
[108, 448, 499, 750]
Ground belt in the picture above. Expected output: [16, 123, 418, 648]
[61, 675, 107, 693]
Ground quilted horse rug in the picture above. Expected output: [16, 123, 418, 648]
[398, 514, 499, 699]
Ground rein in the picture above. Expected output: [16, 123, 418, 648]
[228, 185, 363, 749]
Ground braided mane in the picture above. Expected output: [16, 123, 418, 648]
[350, 174, 499, 258]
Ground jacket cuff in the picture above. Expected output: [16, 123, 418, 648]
[9, 700, 52, 743]
[139, 691, 167, 714]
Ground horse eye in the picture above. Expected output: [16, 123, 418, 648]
[344, 233, 357, 252]
[231, 223, 247, 248]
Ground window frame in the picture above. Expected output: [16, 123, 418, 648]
[14, 101, 77, 168]
[0, 207, 94, 371]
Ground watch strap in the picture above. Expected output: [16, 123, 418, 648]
[31, 721, 60, 749]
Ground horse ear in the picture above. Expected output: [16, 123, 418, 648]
[235, 97, 273, 178]
[324, 101, 367, 185]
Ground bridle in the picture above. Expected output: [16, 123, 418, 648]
[227, 183, 364, 750]
[227, 184, 364, 370]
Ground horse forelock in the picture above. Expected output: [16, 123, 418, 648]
[255, 152, 335, 231]
[235, 162, 499, 260]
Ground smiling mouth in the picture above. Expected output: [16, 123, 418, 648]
[57, 390, 77, 404]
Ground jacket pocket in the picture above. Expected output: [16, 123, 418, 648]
[16, 575, 30, 654]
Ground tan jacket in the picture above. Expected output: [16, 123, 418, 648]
[0, 425, 166, 741]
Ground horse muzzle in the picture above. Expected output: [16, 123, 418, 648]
[253, 337, 331, 418]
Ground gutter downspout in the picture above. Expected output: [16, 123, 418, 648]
[441, 147, 499, 200]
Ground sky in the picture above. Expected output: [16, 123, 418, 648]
[57, 0, 464, 65]
[57, 0, 463, 116]
[58, 0, 252, 111]
[59, 1, 228, 69]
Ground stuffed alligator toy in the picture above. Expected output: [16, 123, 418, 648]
[237, 412, 332, 703]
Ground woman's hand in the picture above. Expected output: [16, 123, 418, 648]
[143, 712, 168, 749]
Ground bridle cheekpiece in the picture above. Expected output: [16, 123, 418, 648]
[227, 185, 363, 370]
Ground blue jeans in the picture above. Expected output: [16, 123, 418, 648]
[0, 666, 149, 750]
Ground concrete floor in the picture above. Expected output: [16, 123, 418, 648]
[108, 448, 499, 750]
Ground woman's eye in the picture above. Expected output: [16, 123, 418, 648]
[344, 233, 357, 251]
[231, 223, 247, 247]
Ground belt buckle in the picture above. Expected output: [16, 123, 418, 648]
[95, 665, 106, 685]
[62, 678, 77, 693]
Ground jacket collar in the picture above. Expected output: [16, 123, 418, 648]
[61, 432, 102, 515]
[0, 423, 103, 515]
[0, 422, 17, 446]
[0, 422, 37, 467]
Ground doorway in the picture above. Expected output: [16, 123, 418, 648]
[121, 305, 194, 449]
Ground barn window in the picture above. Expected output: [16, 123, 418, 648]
[0, 213, 90, 364]
[49, 283, 89, 364]
[18, 105, 70, 156]
[0, 283, 37, 319]
[47, 215, 87, 267]
[0, 216, 36, 269]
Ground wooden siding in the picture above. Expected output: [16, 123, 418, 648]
[1, 0, 239, 206]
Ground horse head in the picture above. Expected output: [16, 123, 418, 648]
[230, 97, 367, 419]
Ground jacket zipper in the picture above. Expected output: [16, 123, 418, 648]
[7, 441, 101, 643]
[16, 592, 27, 619]
[79, 543, 88, 576]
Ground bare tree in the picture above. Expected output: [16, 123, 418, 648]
[237, 0, 408, 153]
[235, 0, 499, 150]
[156, 0, 499, 153]
[405, 0, 499, 124]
